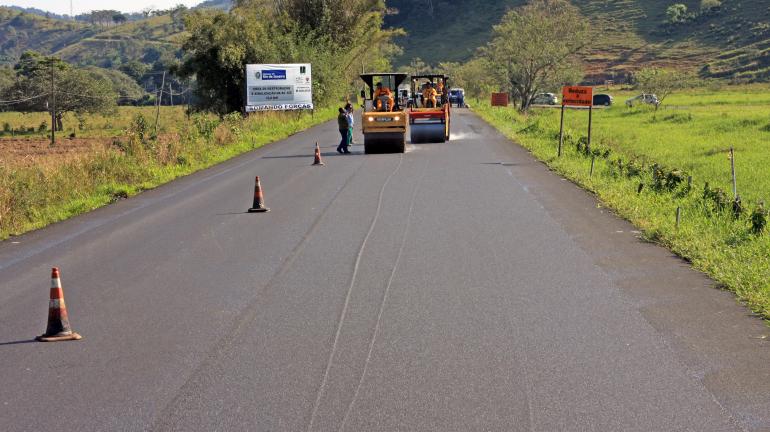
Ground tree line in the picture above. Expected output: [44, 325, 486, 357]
[0, 0, 400, 130]
[0, 1, 400, 122]
[176, 0, 401, 115]
[431, 0, 693, 112]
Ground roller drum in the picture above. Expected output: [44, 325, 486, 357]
[410, 122, 447, 143]
[364, 133, 406, 154]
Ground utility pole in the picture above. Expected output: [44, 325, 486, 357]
[155, 70, 166, 137]
[50, 60, 56, 146]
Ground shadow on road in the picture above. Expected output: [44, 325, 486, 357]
[480, 162, 528, 167]
[262, 152, 362, 159]
[215, 212, 251, 216]
[0, 339, 36, 347]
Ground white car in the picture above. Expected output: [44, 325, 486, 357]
[532, 93, 558, 105]
[625, 94, 659, 107]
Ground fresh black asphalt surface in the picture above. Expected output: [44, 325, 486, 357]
[2, 110, 770, 431]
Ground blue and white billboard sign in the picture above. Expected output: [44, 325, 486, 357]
[246, 64, 313, 111]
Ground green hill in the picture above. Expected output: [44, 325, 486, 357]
[0, 8, 96, 63]
[1, 1, 769, 82]
[54, 14, 186, 68]
[385, 0, 770, 81]
[0, 6, 189, 68]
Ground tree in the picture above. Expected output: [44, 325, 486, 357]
[90, 10, 120, 27]
[634, 67, 693, 110]
[112, 13, 127, 25]
[700, 0, 721, 11]
[484, 0, 589, 111]
[84, 67, 144, 103]
[403, 57, 432, 75]
[178, 0, 402, 114]
[2, 53, 117, 130]
[0, 66, 14, 93]
[119, 60, 149, 82]
[666, 4, 688, 24]
[438, 58, 497, 99]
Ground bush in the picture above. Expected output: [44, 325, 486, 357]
[131, 114, 148, 143]
[732, 195, 743, 219]
[750, 202, 768, 234]
[700, 0, 721, 11]
[666, 4, 688, 24]
[703, 182, 729, 212]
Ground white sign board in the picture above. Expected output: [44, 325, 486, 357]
[245, 64, 313, 111]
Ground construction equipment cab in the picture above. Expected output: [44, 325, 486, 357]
[409, 74, 451, 143]
[360, 73, 408, 153]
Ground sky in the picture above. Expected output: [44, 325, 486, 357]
[0, 0, 202, 15]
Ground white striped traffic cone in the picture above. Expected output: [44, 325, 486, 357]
[36, 268, 82, 342]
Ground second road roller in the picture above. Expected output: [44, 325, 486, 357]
[408, 74, 451, 143]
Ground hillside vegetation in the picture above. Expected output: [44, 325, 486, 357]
[0, 8, 96, 63]
[385, 0, 770, 81]
[2, 1, 770, 81]
[54, 13, 186, 68]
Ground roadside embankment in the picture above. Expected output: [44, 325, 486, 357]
[472, 88, 770, 318]
[0, 107, 336, 240]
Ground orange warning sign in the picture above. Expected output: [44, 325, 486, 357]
[561, 86, 593, 107]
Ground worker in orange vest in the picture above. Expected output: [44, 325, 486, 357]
[373, 82, 394, 111]
[422, 83, 438, 108]
[437, 80, 446, 105]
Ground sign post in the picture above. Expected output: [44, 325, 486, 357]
[245, 64, 313, 112]
[558, 104, 565, 157]
[560, 85, 594, 155]
[588, 104, 593, 152]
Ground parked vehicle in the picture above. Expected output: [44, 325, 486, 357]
[448, 88, 465, 107]
[625, 94, 659, 107]
[532, 92, 558, 105]
[593, 93, 613, 106]
[398, 85, 411, 108]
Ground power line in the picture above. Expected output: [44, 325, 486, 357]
[0, 93, 48, 105]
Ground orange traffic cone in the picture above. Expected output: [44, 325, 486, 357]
[248, 176, 270, 213]
[313, 142, 325, 166]
[36, 268, 82, 342]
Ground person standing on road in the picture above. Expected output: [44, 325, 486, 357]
[345, 103, 355, 149]
[337, 107, 351, 154]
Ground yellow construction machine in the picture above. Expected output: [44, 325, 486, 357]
[359, 73, 408, 153]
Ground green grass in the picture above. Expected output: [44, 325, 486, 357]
[472, 85, 770, 318]
[0, 106, 193, 138]
[0, 107, 337, 239]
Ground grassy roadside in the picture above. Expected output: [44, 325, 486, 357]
[471, 90, 770, 318]
[0, 108, 336, 240]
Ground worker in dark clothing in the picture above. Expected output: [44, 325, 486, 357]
[337, 107, 351, 154]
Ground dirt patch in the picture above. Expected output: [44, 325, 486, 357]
[0, 136, 116, 168]
[0, 132, 183, 169]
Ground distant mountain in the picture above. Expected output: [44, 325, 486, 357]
[53, 13, 186, 68]
[4, 5, 70, 20]
[195, 0, 233, 10]
[0, 7, 95, 63]
[1, 1, 769, 82]
[385, 0, 770, 82]
[0, 6, 192, 67]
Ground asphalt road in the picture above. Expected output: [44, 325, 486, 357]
[2, 110, 770, 431]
